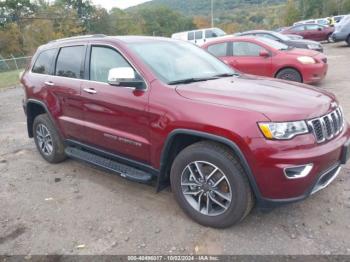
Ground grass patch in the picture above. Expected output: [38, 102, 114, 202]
[0, 69, 22, 89]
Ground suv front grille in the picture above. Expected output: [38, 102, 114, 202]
[308, 107, 344, 143]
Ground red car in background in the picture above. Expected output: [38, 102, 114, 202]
[202, 36, 328, 84]
[281, 24, 334, 42]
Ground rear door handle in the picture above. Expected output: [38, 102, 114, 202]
[44, 81, 54, 86]
[83, 88, 97, 94]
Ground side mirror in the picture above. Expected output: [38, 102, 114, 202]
[108, 67, 145, 90]
[259, 50, 270, 58]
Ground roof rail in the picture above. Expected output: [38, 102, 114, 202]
[49, 34, 107, 43]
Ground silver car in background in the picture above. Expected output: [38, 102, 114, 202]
[332, 15, 350, 46]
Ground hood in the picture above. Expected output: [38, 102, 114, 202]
[282, 48, 321, 57]
[287, 39, 321, 46]
[175, 75, 337, 122]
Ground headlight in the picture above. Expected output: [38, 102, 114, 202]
[258, 121, 309, 140]
[297, 56, 316, 64]
[307, 44, 320, 50]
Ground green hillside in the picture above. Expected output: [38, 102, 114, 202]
[128, 0, 288, 31]
[129, 0, 287, 16]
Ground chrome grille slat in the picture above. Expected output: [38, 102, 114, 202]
[308, 107, 345, 143]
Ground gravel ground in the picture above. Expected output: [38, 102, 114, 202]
[0, 43, 349, 256]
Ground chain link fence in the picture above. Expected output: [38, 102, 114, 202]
[0, 55, 32, 73]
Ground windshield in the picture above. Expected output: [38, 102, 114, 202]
[271, 32, 290, 41]
[256, 37, 289, 50]
[129, 40, 235, 84]
[213, 28, 226, 37]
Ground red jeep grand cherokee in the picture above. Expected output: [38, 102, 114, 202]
[21, 35, 350, 228]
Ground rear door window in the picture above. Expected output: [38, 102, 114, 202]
[188, 32, 194, 41]
[55, 46, 85, 79]
[32, 49, 57, 74]
[207, 43, 228, 57]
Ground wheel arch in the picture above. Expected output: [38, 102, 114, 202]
[156, 129, 262, 200]
[274, 66, 303, 83]
[25, 99, 60, 138]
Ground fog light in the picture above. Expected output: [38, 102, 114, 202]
[284, 164, 313, 179]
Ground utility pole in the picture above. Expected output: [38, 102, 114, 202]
[211, 0, 214, 27]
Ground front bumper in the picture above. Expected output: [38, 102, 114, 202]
[302, 62, 328, 84]
[248, 123, 350, 208]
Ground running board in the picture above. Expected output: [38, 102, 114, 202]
[65, 146, 154, 183]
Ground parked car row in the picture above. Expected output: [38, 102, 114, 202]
[293, 15, 346, 26]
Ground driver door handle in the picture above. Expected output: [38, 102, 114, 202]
[44, 81, 55, 86]
[83, 88, 97, 94]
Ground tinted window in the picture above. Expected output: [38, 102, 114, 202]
[195, 31, 203, 40]
[90, 46, 132, 83]
[32, 49, 56, 74]
[207, 43, 228, 57]
[55, 46, 85, 79]
[233, 42, 264, 56]
[188, 32, 194, 41]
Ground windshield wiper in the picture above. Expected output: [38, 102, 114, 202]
[213, 72, 240, 77]
[168, 77, 217, 85]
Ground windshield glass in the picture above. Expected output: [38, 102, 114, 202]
[256, 37, 289, 50]
[129, 40, 234, 84]
[271, 31, 290, 41]
[213, 28, 226, 37]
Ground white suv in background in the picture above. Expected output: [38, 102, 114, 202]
[171, 27, 226, 45]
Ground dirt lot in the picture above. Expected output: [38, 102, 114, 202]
[0, 43, 350, 256]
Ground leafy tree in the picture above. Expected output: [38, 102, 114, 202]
[284, 0, 301, 25]
[0, 23, 21, 56]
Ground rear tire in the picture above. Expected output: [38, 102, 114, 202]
[346, 35, 350, 46]
[33, 114, 66, 163]
[170, 141, 254, 228]
[276, 68, 302, 83]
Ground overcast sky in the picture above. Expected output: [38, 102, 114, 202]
[91, 0, 152, 10]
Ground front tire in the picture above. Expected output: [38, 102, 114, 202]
[170, 141, 254, 228]
[346, 35, 350, 46]
[33, 114, 66, 163]
[276, 68, 302, 83]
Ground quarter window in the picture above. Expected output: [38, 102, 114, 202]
[32, 49, 57, 74]
[233, 42, 265, 56]
[207, 43, 228, 57]
[55, 46, 85, 79]
[90, 46, 133, 83]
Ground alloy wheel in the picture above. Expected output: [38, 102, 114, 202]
[36, 123, 53, 156]
[180, 161, 232, 216]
